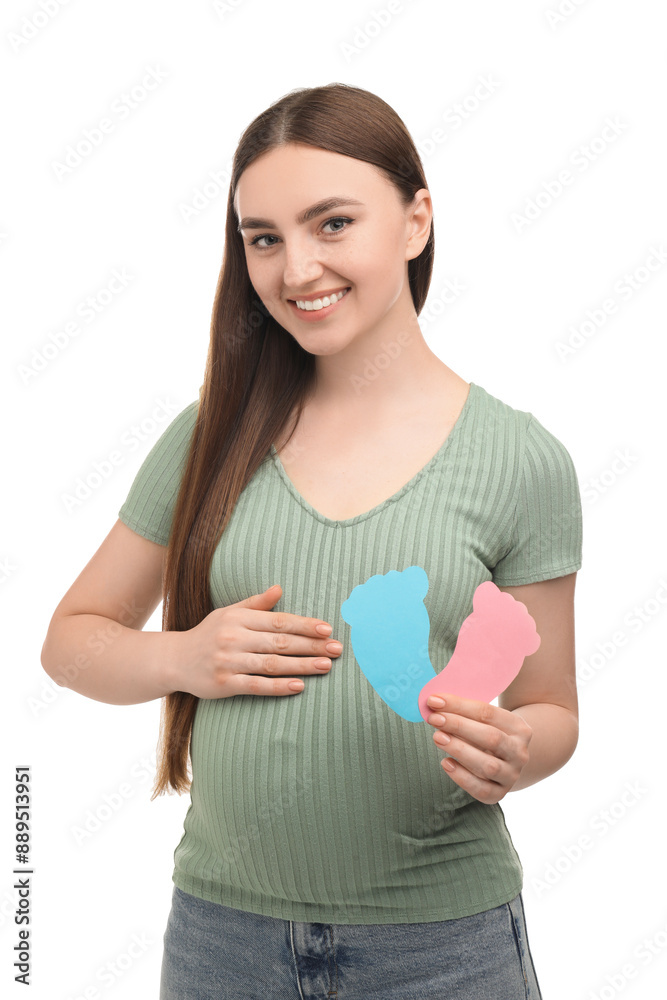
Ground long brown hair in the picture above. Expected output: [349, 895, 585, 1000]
[151, 82, 435, 798]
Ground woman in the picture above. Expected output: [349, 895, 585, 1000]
[42, 83, 582, 998]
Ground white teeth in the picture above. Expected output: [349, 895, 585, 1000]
[295, 287, 349, 311]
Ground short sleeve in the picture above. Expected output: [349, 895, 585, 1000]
[118, 400, 199, 546]
[492, 414, 583, 586]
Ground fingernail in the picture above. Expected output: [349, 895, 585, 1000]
[316, 623, 332, 635]
[428, 696, 445, 708]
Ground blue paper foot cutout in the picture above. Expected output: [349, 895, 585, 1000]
[340, 565, 437, 722]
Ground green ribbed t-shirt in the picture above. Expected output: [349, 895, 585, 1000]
[118, 381, 583, 924]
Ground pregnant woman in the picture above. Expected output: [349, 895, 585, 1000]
[41, 82, 582, 999]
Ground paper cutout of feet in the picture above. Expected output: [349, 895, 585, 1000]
[340, 568, 541, 724]
[416, 580, 541, 722]
[340, 566, 437, 722]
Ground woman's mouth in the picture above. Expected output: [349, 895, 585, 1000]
[288, 287, 351, 321]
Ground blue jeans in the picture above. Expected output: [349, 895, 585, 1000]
[159, 885, 543, 999]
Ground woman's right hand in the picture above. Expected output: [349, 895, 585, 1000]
[168, 584, 343, 700]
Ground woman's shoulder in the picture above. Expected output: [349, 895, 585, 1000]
[132, 397, 200, 475]
[475, 389, 578, 502]
[160, 397, 199, 437]
[472, 382, 565, 436]
[470, 382, 577, 471]
[470, 381, 530, 422]
[466, 381, 531, 442]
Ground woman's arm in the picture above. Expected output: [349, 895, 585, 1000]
[41, 519, 180, 705]
[497, 572, 578, 790]
[425, 572, 579, 800]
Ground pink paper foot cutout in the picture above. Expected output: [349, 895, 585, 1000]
[417, 581, 541, 721]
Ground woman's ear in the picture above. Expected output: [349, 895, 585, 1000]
[406, 188, 432, 260]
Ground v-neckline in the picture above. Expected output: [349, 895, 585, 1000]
[269, 381, 478, 528]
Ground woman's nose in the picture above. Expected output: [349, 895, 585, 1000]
[281, 237, 324, 287]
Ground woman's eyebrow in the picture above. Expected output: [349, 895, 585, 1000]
[237, 197, 365, 233]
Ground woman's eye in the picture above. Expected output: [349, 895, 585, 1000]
[249, 234, 279, 249]
[322, 216, 352, 235]
[248, 216, 353, 250]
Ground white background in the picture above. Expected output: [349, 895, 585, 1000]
[2, 1, 666, 997]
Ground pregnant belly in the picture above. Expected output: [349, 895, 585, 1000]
[183, 684, 474, 894]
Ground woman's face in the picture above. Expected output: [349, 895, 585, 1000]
[234, 142, 431, 357]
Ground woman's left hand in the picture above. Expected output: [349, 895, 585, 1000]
[426, 693, 533, 804]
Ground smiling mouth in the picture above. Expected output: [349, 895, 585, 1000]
[289, 287, 351, 311]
